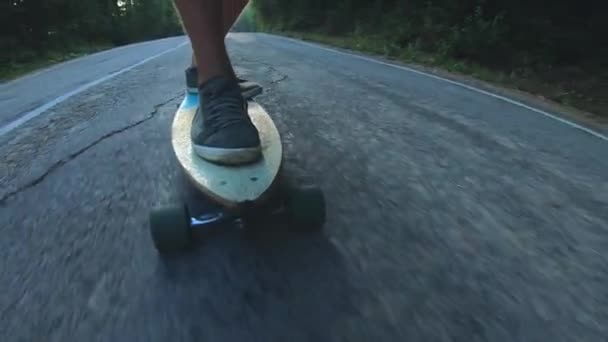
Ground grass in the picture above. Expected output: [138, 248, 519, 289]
[0, 44, 112, 82]
[270, 30, 607, 119]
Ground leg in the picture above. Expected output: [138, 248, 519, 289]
[173, 0, 261, 165]
[188, 0, 247, 69]
[174, 0, 234, 82]
[185, 0, 261, 98]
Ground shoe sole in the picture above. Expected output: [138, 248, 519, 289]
[242, 87, 263, 100]
[193, 145, 262, 165]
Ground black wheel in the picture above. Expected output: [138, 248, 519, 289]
[149, 204, 192, 253]
[286, 185, 326, 231]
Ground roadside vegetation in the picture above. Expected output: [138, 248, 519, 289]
[3, 0, 605, 118]
[251, 0, 607, 117]
[0, 0, 182, 81]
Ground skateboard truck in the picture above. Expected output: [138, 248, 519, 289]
[188, 202, 283, 230]
[149, 185, 325, 254]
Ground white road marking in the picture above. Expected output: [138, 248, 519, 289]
[0, 40, 188, 137]
[0, 37, 184, 86]
[273, 34, 608, 142]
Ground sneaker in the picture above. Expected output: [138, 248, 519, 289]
[185, 66, 262, 99]
[191, 75, 262, 165]
[185, 66, 199, 94]
[237, 77, 264, 99]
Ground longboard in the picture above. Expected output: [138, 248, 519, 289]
[171, 91, 282, 208]
[148, 90, 325, 254]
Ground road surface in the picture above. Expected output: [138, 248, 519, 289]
[1, 33, 607, 341]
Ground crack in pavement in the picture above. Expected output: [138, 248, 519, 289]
[0, 93, 181, 205]
[264, 64, 289, 84]
[235, 57, 289, 85]
[270, 71, 288, 84]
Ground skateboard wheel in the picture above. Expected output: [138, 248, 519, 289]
[286, 185, 326, 231]
[149, 204, 192, 253]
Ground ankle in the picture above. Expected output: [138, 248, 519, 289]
[197, 67, 236, 88]
[198, 75, 244, 102]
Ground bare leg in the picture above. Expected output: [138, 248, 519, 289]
[174, 0, 240, 84]
[181, 0, 261, 98]
[176, 0, 249, 78]
[221, 0, 249, 36]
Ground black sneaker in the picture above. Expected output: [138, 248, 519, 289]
[185, 66, 262, 99]
[191, 75, 262, 165]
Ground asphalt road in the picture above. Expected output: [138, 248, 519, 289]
[1, 33, 607, 341]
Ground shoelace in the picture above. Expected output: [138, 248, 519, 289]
[203, 86, 247, 132]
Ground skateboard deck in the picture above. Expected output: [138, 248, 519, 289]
[149, 90, 325, 254]
[171, 91, 282, 208]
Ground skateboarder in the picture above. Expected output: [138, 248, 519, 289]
[173, 0, 262, 165]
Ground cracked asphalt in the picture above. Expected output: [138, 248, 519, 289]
[1, 33, 608, 341]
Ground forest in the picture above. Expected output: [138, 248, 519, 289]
[254, 1, 605, 68]
[253, 0, 606, 114]
[1, 0, 182, 78]
[1, 0, 605, 114]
